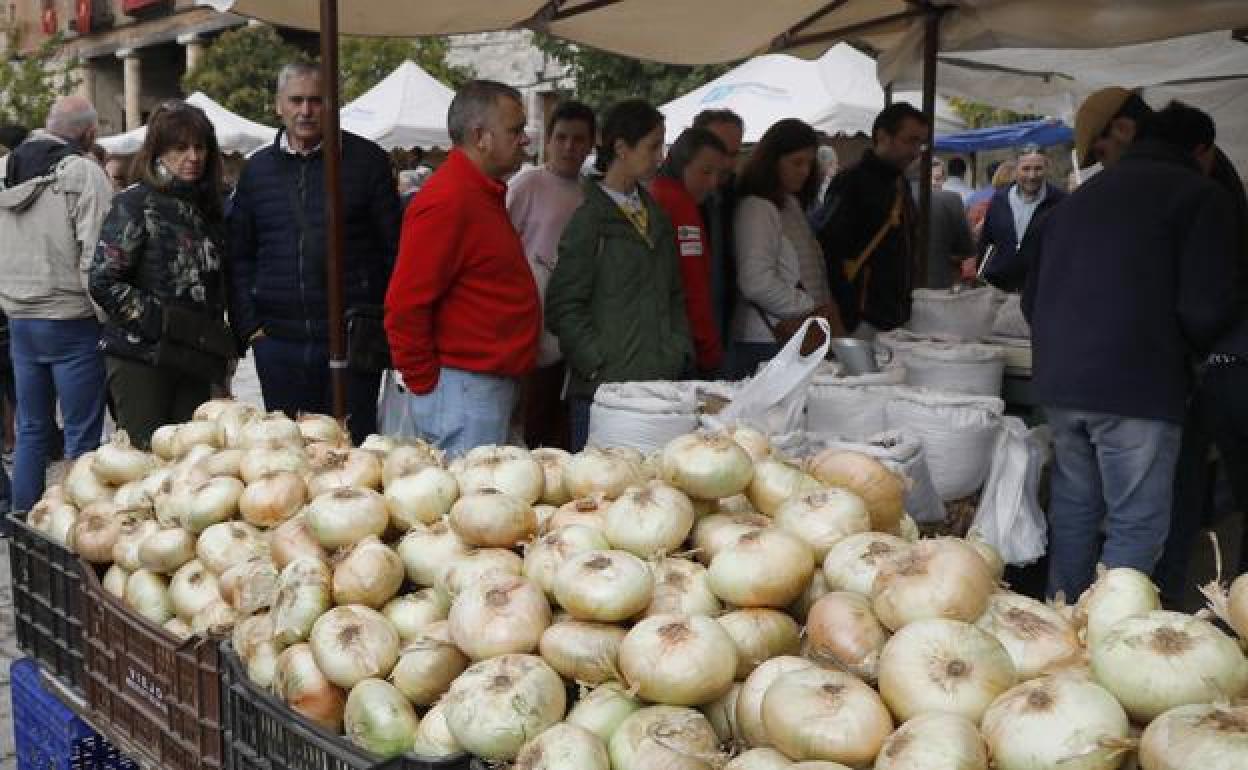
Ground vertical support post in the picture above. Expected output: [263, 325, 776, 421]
[319, 0, 348, 419]
[118, 49, 141, 131]
[916, 6, 942, 290]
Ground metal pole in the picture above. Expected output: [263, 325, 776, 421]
[917, 5, 942, 290]
[319, 0, 348, 419]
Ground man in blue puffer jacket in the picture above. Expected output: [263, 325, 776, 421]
[229, 62, 401, 443]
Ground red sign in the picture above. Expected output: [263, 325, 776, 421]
[122, 0, 169, 13]
[41, 5, 57, 35]
[77, 0, 92, 34]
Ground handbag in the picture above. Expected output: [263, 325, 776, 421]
[345, 304, 391, 372]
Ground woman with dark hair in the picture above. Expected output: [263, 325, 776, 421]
[650, 127, 727, 376]
[89, 101, 235, 448]
[731, 118, 841, 377]
[546, 99, 693, 451]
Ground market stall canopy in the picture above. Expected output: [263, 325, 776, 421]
[340, 60, 456, 149]
[933, 119, 1072, 154]
[98, 91, 277, 155]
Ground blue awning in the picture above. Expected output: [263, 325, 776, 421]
[934, 119, 1073, 154]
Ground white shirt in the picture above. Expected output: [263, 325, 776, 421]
[944, 176, 974, 203]
[1008, 182, 1048, 243]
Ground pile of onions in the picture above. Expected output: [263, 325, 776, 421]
[873, 712, 988, 770]
[761, 666, 893, 765]
[645, 558, 722, 618]
[822, 532, 908, 596]
[455, 445, 544, 504]
[270, 514, 328, 569]
[390, 621, 467, 705]
[437, 548, 523, 598]
[272, 557, 332, 645]
[343, 678, 419, 758]
[707, 529, 814, 608]
[871, 537, 996, 630]
[1076, 566, 1161, 649]
[773, 488, 871, 559]
[383, 467, 458, 530]
[514, 722, 609, 770]
[807, 449, 905, 534]
[566, 682, 641, 743]
[539, 620, 626, 684]
[93, 431, 155, 484]
[532, 448, 573, 506]
[564, 448, 645, 500]
[554, 550, 653, 622]
[524, 524, 610, 597]
[603, 481, 695, 558]
[877, 618, 1016, 724]
[660, 432, 754, 501]
[746, 458, 822, 517]
[608, 706, 721, 770]
[331, 536, 404, 608]
[443, 654, 567, 761]
[448, 573, 550, 660]
[975, 593, 1082, 680]
[619, 614, 737, 705]
[803, 592, 889, 681]
[304, 487, 387, 549]
[736, 656, 817, 748]
[196, 521, 265, 575]
[1138, 703, 1248, 770]
[448, 489, 537, 547]
[717, 609, 800, 679]
[396, 521, 472, 587]
[308, 605, 400, 689]
[238, 472, 305, 528]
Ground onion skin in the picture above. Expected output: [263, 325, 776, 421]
[269, 513, 329, 570]
[760, 667, 893, 765]
[975, 592, 1082, 681]
[803, 591, 889, 681]
[304, 487, 388, 550]
[566, 682, 642, 743]
[273, 643, 347, 732]
[343, 678, 418, 758]
[564, 448, 645, 500]
[272, 557, 332, 645]
[602, 481, 696, 558]
[382, 589, 449, 640]
[717, 609, 800, 680]
[871, 537, 996, 630]
[807, 449, 905, 534]
[396, 520, 472, 587]
[746, 458, 823, 517]
[660, 432, 754, 501]
[524, 524, 611, 598]
[773, 488, 871, 560]
[438, 548, 524, 598]
[239, 472, 306, 528]
[539, 621, 627, 684]
[410, 700, 462, 758]
[618, 614, 738, 706]
[822, 532, 909, 596]
[1076, 566, 1161, 649]
[72, 511, 124, 564]
[700, 682, 742, 746]
[448, 489, 537, 547]
[724, 748, 794, 770]
[455, 445, 545, 504]
[691, 512, 771, 566]
[330, 536, 404, 609]
[1138, 703, 1248, 770]
[443, 654, 567, 761]
[644, 558, 723, 618]
[383, 467, 458, 530]
[308, 605, 401, 690]
[873, 712, 989, 770]
[554, 550, 654, 623]
[389, 621, 467, 706]
[532, 447, 573, 506]
[735, 656, 818, 749]
[514, 722, 609, 770]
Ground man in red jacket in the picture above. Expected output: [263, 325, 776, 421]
[384, 80, 540, 455]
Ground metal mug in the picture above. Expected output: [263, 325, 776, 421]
[829, 337, 884, 375]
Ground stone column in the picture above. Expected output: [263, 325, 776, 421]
[178, 33, 206, 72]
[117, 48, 141, 131]
[75, 60, 96, 103]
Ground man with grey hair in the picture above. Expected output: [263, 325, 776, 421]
[0, 95, 115, 514]
[384, 80, 539, 455]
[229, 61, 400, 443]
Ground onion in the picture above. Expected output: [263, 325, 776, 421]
[411, 700, 462, 758]
[609, 706, 722, 770]
[737, 657, 818, 748]
[194, 397, 253, 422]
[113, 517, 161, 571]
[746, 458, 823, 517]
[1138, 703, 1248, 770]
[171, 419, 221, 457]
[761, 667, 893, 765]
[239, 446, 308, 483]
[975, 593, 1082, 680]
[619, 614, 737, 706]
[270, 513, 328, 569]
[981, 673, 1131, 770]
[389, 620, 467, 705]
[396, 520, 472, 587]
[717, 609, 800, 680]
[554, 550, 654, 622]
[65, 453, 114, 508]
[196, 521, 265, 575]
[343, 678, 417, 758]
[455, 445, 545, 504]
[644, 558, 723, 618]
[807, 449, 905, 534]
[774, 488, 870, 559]
[567, 682, 641, 743]
[725, 748, 794, 770]
[272, 557, 332, 645]
[514, 722, 609, 770]
[125, 569, 174, 625]
[965, 529, 1006, 580]
[305, 487, 388, 549]
[660, 431, 754, 501]
[31, 500, 77, 547]
[169, 445, 213, 489]
[175, 476, 244, 533]
[191, 598, 238, 634]
[309, 605, 401, 689]
[787, 568, 829, 622]
[380, 442, 442, 486]
[307, 449, 383, 498]
[822, 532, 908, 596]
[524, 524, 611, 597]
[603, 481, 696, 558]
[448, 488, 537, 547]
[874, 712, 989, 770]
[547, 496, 609, 532]
[93, 431, 155, 484]
[164, 618, 192, 639]
[1076, 566, 1161, 649]
[437, 547, 523, 598]
[533, 447, 573, 506]
[448, 573, 551, 660]
[103, 565, 130, 599]
[71, 509, 124, 564]
[877, 617, 1017, 724]
[201, 448, 244, 478]
[151, 425, 179, 460]
[443, 653, 567, 761]
[296, 413, 346, 444]
[139, 527, 196, 574]
[871, 537, 996, 630]
[802, 591, 889, 681]
[383, 467, 458, 530]
[539, 620, 627, 684]
[219, 559, 279, 614]
[233, 611, 274, 661]
[727, 425, 771, 463]
[564, 448, 645, 500]
[382, 589, 449, 640]
[708, 529, 814, 608]
[238, 472, 305, 528]
[692, 511, 770, 565]
[273, 643, 346, 732]
[331, 536, 404, 609]
[240, 411, 302, 449]
[169, 560, 222, 619]
[1089, 610, 1248, 723]
[701, 682, 742, 746]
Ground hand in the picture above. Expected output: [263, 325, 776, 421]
[960, 258, 978, 281]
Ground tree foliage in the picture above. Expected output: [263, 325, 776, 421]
[0, 32, 81, 130]
[947, 97, 1038, 129]
[182, 25, 308, 127]
[339, 37, 472, 102]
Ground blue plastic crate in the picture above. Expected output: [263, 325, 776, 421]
[11, 658, 140, 770]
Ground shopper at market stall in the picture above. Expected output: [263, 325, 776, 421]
[506, 100, 596, 449]
[1023, 91, 1239, 602]
[917, 159, 976, 290]
[89, 101, 234, 449]
[693, 108, 745, 360]
[650, 127, 728, 377]
[732, 118, 841, 377]
[228, 61, 401, 444]
[546, 99, 693, 451]
[0, 97, 113, 512]
[976, 144, 1066, 292]
[817, 103, 926, 340]
[385, 80, 540, 455]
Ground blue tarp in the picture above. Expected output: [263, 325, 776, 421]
[934, 119, 1073, 153]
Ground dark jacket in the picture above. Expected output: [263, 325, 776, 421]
[1209, 147, 1248, 355]
[978, 182, 1067, 292]
[926, 188, 975, 289]
[227, 130, 400, 343]
[818, 149, 917, 331]
[90, 181, 228, 377]
[4, 132, 83, 187]
[1022, 140, 1238, 423]
[546, 179, 694, 399]
[701, 181, 739, 344]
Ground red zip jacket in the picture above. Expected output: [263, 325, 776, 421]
[650, 176, 723, 372]
[385, 149, 540, 394]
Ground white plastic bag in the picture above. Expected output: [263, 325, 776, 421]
[908, 287, 1004, 341]
[377, 369, 405, 436]
[715, 317, 831, 436]
[884, 388, 1004, 501]
[812, 429, 947, 524]
[969, 417, 1051, 565]
[992, 294, 1031, 339]
[588, 381, 699, 453]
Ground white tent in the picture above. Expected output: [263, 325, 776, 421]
[98, 92, 277, 156]
[660, 44, 963, 145]
[340, 60, 455, 150]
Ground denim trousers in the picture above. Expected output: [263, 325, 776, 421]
[9, 318, 105, 511]
[252, 336, 381, 446]
[1045, 407, 1182, 601]
[569, 396, 592, 453]
[386, 367, 518, 458]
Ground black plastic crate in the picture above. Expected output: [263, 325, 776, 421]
[220, 643, 471, 770]
[8, 512, 86, 696]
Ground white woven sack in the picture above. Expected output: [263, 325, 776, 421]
[588, 382, 698, 454]
[901, 343, 1007, 397]
[908, 287, 1005, 341]
[811, 360, 907, 386]
[815, 429, 947, 523]
[884, 388, 1004, 501]
[806, 383, 901, 440]
[992, 294, 1031, 339]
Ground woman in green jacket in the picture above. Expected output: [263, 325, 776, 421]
[546, 99, 694, 451]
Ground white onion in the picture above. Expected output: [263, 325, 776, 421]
[514, 722, 609, 770]
[382, 589, 449, 640]
[1090, 610, 1248, 724]
[803, 591, 889, 681]
[619, 614, 737, 706]
[524, 524, 611, 597]
[309, 604, 401, 689]
[71, 510, 123, 564]
[644, 558, 723, 618]
[389, 620, 467, 705]
[103, 564, 130, 599]
[273, 643, 346, 732]
[151, 425, 179, 460]
[787, 568, 830, 622]
[219, 559, 279, 614]
[533, 447, 573, 506]
[169, 560, 221, 619]
[171, 419, 221, 457]
[443, 653, 567, 761]
[448, 488, 537, 547]
[331, 536, 404, 609]
[567, 682, 641, 743]
[138, 527, 196, 574]
[725, 748, 795, 770]
[455, 445, 545, 504]
[877, 617, 1017, 724]
[65, 453, 114, 508]
[1076, 567, 1161, 649]
[238, 472, 305, 528]
[383, 467, 458, 530]
[746, 458, 823, 517]
[173, 476, 244, 533]
[608, 706, 722, 770]
[822, 532, 909, 596]
[981, 673, 1131, 770]
[660, 432, 754, 501]
[874, 712, 989, 770]
[546, 496, 609, 533]
[965, 528, 1006, 580]
[564, 448, 645, 500]
[554, 550, 654, 622]
[871, 537, 996, 630]
[112, 479, 153, 512]
[700, 681, 741, 745]
[296, 413, 346, 444]
[539, 620, 627, 684]
[534, 504, 557, 531]
[727, 425, 771, 463]
[807, 449, 906, 534]
[196, 521, 266, 575]
[736, 656, 818, 749]
[215, 405, 261, 449]
[194, 397, 255, 422]
[707, 529, 814, 608]
[233, 611, 274, 661]
[164, 618, 192, 639]
[93, 431, 155, 484]
[449, 573, 551, 660]
[240, 411, 302, 449]
[380, 441, 442, 486]
[761, 666, 893, 765]
[269, 513, 328, 570]
[975, 593, 1082, 680]
[201, 448, 244, 478]
[717, 609, 800, 680]
[692, 512, 771, 565]
[343, 678, 418, 758]
[189, 597, 238, 635]
[396, 520, 473, 587]
[113, 517, 161, 571]
[603, 481, 696, 558]
[125, 569, 174, 626]
[307, 448, 383, 497]
[437, 547, 524, 598]
[410, 700, 462, 758]
[773, 488, 871, 559]
[169, 445, 213, 489]
[1138, 703, 1248, 770]
[304, 487, 388, 550]
[239, 446, 309, 483]
[272, 557, 332, 645]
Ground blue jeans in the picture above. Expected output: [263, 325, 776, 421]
[1045, 407, 1182, 601]
[386, 367, 517, 457]
[569, 396, 592, 453]
[252, 336, 381, 445]
[10, 318, 106, 511]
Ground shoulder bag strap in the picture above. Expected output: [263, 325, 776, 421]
[843, 183, 904, 283]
